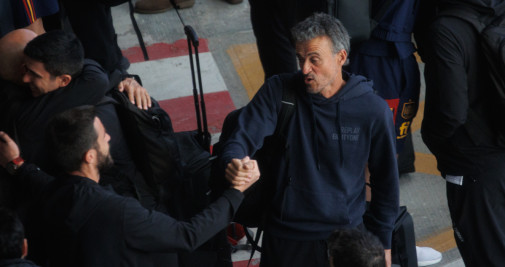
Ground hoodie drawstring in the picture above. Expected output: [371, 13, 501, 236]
[336, 101, 344, 165]
[309, 98, 321, 170]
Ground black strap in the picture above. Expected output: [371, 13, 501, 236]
[128, 0, 149, 61]
[245, 77, 297, 267]
[274, 83, 297, 138]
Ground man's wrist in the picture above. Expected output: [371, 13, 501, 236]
[6, 156, 24, 175]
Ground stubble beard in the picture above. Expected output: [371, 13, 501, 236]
[97, 150, 114, 172]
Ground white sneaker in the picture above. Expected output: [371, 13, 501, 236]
[416, 246, 442, 266]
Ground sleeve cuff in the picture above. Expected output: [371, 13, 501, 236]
[374, 230, 393, 249]
[221, 188, 244, 214]
[16, 163, 40, 177]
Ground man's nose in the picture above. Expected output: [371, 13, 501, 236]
[301, 60, 312, 74]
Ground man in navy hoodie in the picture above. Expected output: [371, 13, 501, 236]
[221, 13, 399, 267]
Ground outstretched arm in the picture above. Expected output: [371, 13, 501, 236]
[123, 159, 259, 253]
[0, 131, 22, 168]
[0, 131, 54, 195]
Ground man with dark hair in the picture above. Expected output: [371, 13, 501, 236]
[44, 106, 112, 174]
[0, 29, 156, 263]
[9, 30, 108, 172]
[24, 29, 84, 78]
[328, 229, 385, 267]
[221, 13, 398, 267]
[4, 30, 150, 198]
[0, 208, 39, 267]
[0, 105, 259, 267]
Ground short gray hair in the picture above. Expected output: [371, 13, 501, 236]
[291, 13, 351, 55]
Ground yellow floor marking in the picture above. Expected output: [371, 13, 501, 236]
[415, 51, 423, 63]
[417, 227, 457, 253]
[411, 101, 424, 133]
[227, 43, 264, 100]
[414, 152, 441, 176]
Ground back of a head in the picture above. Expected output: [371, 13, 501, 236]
[0, 29, 37, 83]
[328, 229, 386, 267]
[291, 12, 351, 56]
[45, 106, 98, 173]
[24, 30, 84, 77]
[0, 208, 25, 260]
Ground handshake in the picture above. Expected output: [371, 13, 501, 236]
[225, 156, 260, 193]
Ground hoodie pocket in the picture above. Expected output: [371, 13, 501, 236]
[281, 185, 350, 226]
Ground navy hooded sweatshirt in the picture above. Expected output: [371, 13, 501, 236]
[221, 71, 399, 248]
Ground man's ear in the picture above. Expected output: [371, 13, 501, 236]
[83, 149, 96, 165]
[21, 238, 28, 259]
[58, 74, 72, 87]
[336, 49, 347, 66]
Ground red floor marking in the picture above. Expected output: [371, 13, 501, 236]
[159, 91, 235, 133]
[122, 39, 210, 63]
[233, 259, 260, 267]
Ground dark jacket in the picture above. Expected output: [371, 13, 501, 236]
[421, 1, 505, 175]
[7, 58, 153, 206]
[10, 59, 109, 172]
[16, 164, 243, 267]
[0, 259, 40, 267]
[220, 71, 399, 248]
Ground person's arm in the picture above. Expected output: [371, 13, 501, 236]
[385, 249, 392, 267]
[123, 164, 259, 252]
[0, 131, 54, 195]
[116, 77, 151, 110]
[82, 59, 151, 110]
[425, 22, 469, 138]
[367, 105, 400, 250]
[219, 77, 283, 168]
[394, 54, 421, 153]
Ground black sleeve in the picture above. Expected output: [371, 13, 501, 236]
[424, 20, 469, 138]
[16, 163, 55, 198]
[124, 188, 244, 252]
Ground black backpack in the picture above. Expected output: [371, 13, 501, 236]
[100, 89, 229, 266]
[100, 88, 213, 217]
[440, 8, 505, 147]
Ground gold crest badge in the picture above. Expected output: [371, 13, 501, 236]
[401, 101, 417, 120]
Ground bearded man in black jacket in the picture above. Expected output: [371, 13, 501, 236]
[0, 106, 259, 267]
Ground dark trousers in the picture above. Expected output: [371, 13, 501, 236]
[46, 0, 129, 75]
[445, 151, 505, 267]
[260, 231, 330, 267]
[248, 0, 326, 80]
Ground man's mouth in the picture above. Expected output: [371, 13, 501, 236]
[304, 75, 315, 83]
